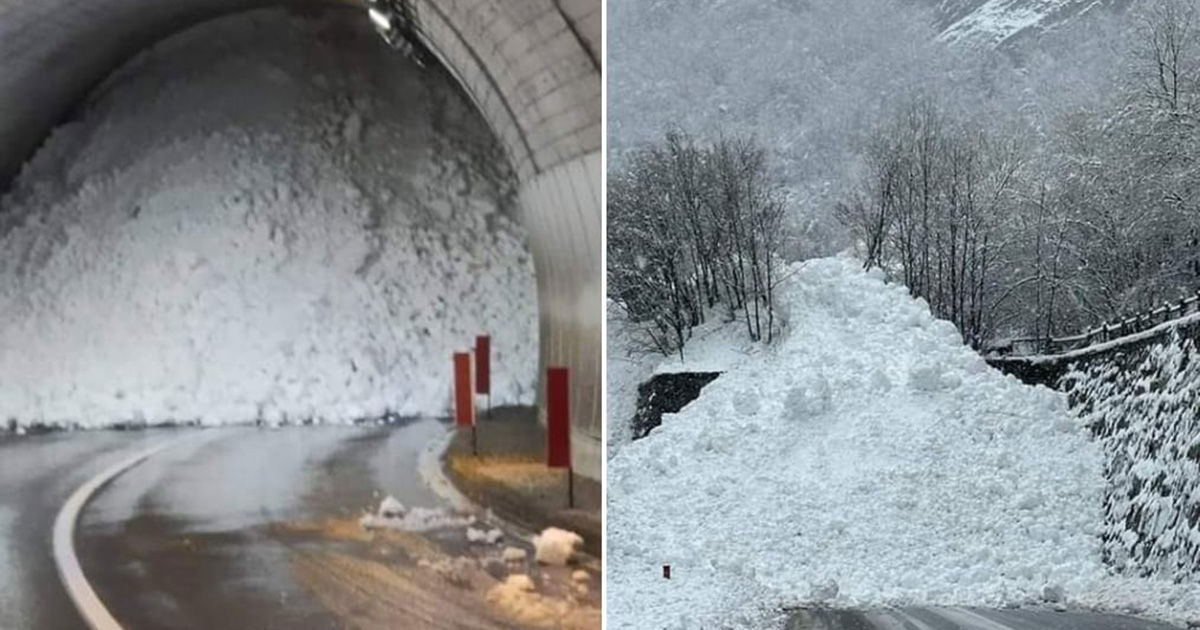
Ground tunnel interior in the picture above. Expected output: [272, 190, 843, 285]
[0, 0, 602, 478]
[0, 7, 538, 424]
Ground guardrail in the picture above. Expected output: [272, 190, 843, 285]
[986, 290, 1200, 358]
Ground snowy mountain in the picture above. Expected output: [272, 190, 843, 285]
[919, 0, 1130, 48]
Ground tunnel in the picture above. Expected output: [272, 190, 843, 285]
[0, 0, 602, 480]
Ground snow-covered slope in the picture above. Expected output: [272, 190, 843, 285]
[0, 9, 537, 427]
[606, 301, 657, 455]
[928, 0, 1125, 48]
[607, 0, 1131, 260]
[607, 256, 1200, 629]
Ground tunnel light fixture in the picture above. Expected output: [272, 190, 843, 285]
[367, 7, 394, 34]
[364, 0, 424, 64]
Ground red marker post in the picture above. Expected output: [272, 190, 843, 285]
[546, 366, 572, 507]
[475, 335, 490, 420]
[454, 352, 477, 455]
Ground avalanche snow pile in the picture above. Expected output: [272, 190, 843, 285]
[607, 255, 1200, 629]
[0, 9, 536, 428]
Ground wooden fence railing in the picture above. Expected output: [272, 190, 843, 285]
[985, 290, 1200, 358]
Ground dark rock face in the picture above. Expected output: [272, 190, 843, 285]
[987, 317, 1200, 388]
[985, 319, 1200, 578]
[630, 372, 722, 440]
[985, 357, 1071, 388]
[1064, 334, 1200, 580]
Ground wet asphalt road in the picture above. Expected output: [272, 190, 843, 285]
[0, 429, 167, 630]
[79, 421, 456, 630]
[0, 419, 492, 630]
[787, 605, 1185, 630]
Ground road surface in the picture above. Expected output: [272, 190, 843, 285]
[0, 420, 599, 629]
[1, 429, 159, 630]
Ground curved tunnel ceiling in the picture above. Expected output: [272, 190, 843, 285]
[0, 0, 603, 478]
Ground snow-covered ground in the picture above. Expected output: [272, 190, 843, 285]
[607, 301, 765, 454]
[0, 9, 536, 427]
[607, 255, 1200, 629]
[605, 301, 657, 454]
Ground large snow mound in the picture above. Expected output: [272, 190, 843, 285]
[607, 255, 1200, 629]
[0, 9, 536, 427]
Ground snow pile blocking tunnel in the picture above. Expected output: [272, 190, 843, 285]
[0, 0, 602, 479]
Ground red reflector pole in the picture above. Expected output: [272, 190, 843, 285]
[547, 367, 571, 468]
[454, 352, 473, 428]
[475, 335, 490, 395]
[547, 366, 572, 507]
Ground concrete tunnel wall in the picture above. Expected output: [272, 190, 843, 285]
[0, 0, 603, 480]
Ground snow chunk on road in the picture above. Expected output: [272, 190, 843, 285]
[378, 496, 405, 519]
[606, 255, 1186, 628]
[502, 546, 528, 563]
[361, 501, 474, 533]
[502, 573, 536, 592]
[485, 572, 600, 629]
[467, 526, 504, 545]
[534, 527, 583, 566]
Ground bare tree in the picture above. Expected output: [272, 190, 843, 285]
[839, 96, 1024, 346]
[608, 131, 789, 356]
[1138, 0, 1200, 116]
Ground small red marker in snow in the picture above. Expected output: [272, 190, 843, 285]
[663, 564, 671, 579]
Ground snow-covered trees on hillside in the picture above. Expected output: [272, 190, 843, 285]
[837, 98, 1024, 346]
[840, 0, 1200, 347]
[608, 0, 966, 257]
[608, 132, 786, 358]
[611, 0, 1200, 349]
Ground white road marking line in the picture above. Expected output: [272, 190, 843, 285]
[417, 426, 475, 512]
[52, 435, 194, 630]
